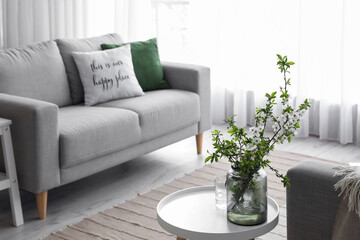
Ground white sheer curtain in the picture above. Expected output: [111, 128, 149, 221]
[156, 0, 360, 145]
[0, 0, 154, 49]
[2, 0, 360, 145]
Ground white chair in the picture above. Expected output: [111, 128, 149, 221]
[0, 118, 24, 226]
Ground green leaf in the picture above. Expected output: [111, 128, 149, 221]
[212, 129, 219, 135]
[228, 128, 235, 134]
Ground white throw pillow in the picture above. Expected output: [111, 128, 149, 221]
[72, 45, 144, 106]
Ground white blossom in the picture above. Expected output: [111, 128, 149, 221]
[250, 126, 263, 136]
[246, 145, 256, 151]
[249, 127, 255, 134]
[272, 123, 280, 132]
[299, 109, 306, 117]
[282, 104, 289, 109]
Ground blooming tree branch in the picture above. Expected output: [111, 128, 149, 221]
[205, 54, 311, 187]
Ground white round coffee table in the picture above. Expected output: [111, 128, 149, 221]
[157, 185, 279, 240]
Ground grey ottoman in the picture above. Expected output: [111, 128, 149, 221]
[286, 160, 342, 240]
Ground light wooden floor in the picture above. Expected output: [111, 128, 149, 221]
[1, 124, 360, 240]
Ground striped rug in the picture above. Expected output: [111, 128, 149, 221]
[43, 151, 333, 240]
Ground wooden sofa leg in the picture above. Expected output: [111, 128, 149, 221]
[36, 191, 48, 219]
[196, 133, 203, 154]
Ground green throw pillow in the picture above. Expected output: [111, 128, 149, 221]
[101, 38, 169, 91]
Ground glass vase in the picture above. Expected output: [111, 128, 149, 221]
[226, 167, 267, 225]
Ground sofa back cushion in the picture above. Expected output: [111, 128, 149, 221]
[0, 41, 72, 107]
[56, 33, 123, 104]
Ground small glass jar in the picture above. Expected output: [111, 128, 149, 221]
[226, 167, 267, 225]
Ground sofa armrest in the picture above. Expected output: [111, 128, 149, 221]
[0, 93, 60, 193]
[162, 62, 211, 133]
[286, 160, 342, 240]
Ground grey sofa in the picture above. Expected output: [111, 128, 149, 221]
[286, 160, 342, 239]
[0, 33, 211, 219]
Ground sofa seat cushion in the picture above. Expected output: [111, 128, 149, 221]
[96, 89, 200, 141]
[59, 106, 141, 168]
